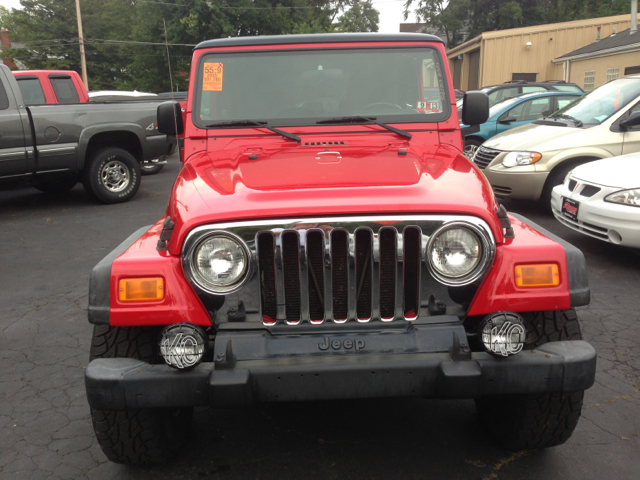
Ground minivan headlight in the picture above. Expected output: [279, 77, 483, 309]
[502, 151, 542, 167]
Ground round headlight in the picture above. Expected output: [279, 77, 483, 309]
[427, 222, 492, 286]
[192, 234, 249, 291]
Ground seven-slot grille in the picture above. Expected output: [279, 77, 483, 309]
[182, 216, 495, 326]
[257, 225, 425, 325]
[473, 147, 501, 169]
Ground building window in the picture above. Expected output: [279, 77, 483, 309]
[583, 70, 595, 92]
[606, 68, 620, 83]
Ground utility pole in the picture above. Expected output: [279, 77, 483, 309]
[75, 0, 88, 90]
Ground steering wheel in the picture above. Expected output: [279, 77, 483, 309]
[357, 102, 405, 115]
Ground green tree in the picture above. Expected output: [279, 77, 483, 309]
[335, 0, 379, 32]
[404, 0, 634, 49]
[1, 0, 379, 93]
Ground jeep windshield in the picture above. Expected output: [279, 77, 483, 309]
[547, 78, 640, 126]
[194, 47, 450, 128]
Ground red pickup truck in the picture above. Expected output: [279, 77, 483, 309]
[12, 70, 170, 174]
[85, 33, 596, 464]
[12, 70, 89, 104]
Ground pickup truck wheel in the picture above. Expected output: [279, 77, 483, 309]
[33, 176, 78, 194]
[475, 309, 585, 450]
[89, 325, 192, 465]
[83, 147, 141, 203]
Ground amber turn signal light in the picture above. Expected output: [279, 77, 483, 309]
[118, 277, 164, 302]
[514, 264, 559, 288]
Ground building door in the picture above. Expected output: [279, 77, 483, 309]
[624, 66, 640, 75]
[453, 59, 462, 90]
[467, 49, 480, 91]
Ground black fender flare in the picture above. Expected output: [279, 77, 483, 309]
[88, 226, 151, 325]
[77, 123, 146, 171]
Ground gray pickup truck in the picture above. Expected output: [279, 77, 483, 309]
[0, 64, 175, 203]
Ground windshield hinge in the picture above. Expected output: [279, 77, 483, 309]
[496, 205, 515, 239]
[156, 216, 175, 251]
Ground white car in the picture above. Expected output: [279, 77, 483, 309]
[551, 154, 640, 247]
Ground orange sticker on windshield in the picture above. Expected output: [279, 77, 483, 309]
[203, 63, 223, 91]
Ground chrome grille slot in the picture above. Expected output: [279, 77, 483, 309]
[379, 228, 396, 319]
[257, 232, 277, 321]
[355, 229, 373, 321]
[402, 227, 421, 319]
[331, 230, 349, 322]
[474, 147, 501, 169]
[306, 231, 325, 322]
[282, 231, 301, 324]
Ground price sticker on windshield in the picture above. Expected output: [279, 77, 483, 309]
[203, 63, 223, 91]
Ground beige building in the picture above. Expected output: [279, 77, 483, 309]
[553, 27, 640, 91]
[447, 14, 640, 91]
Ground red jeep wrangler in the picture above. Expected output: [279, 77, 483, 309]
[85, 33, 596, 464]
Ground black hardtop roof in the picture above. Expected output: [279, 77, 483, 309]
[195, 33, 443, 50]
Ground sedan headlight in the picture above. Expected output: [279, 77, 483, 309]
[189, 232, 251, 293]
[502, 151, 542, 168]
[427, 222, 494, 286]
[604, 189, 640, 207]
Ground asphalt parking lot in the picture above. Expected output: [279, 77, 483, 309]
[1, 154, 639, 479]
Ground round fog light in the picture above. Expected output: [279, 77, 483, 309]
[479, 312, 526, 357]
[159, 323, 208, 369]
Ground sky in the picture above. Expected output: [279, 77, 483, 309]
[0, 0, 418, 34]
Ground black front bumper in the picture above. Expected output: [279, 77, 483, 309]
[85, 323, 596, 410]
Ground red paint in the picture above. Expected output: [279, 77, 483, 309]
[467, 215, 571, 316]
[107, 36, 574, 327]
[109, 219, 211, 327]
[12, 70, 89, 104]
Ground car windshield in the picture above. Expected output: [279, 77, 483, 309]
[195, 47, 450, 127]
[550, 79, 640, 125]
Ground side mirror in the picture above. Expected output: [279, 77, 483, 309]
[461, 91, 489, 126]
[620, 111, 640, 131]
[157, 101, 184, 135]
[498, 115, 517, 124]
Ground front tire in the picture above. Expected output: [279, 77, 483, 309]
[475, 309, 585, 450]
[89, 325, 192, 465]
[82, 147, 141, 204]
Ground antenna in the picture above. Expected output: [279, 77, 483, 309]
[163, 18, 179, 137]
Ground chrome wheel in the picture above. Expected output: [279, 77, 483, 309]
[463, 143, 479, 159]
[100, 160, 130, 193]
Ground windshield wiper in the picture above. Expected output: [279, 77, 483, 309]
[316, 116, 412, 139]
[552, 114, 583, 127]
[206, 120, 301, 142]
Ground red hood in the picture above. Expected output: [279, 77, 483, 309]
[166, 138, 503, 254]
